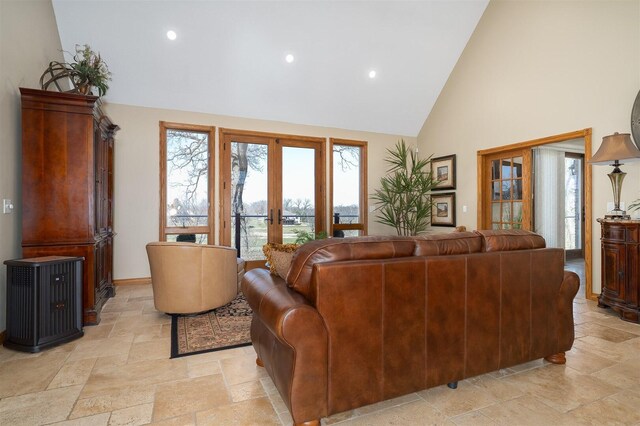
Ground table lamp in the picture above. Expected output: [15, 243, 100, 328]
[590, 132, 640, 219]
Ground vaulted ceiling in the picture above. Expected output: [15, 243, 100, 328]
[52, 0, 488, 136]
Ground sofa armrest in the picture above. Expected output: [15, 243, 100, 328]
[242, 268, 329, 424]
[555, 270, 580, 351]
[243, 269, 325, 342]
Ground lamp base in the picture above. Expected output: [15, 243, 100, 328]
[605, 209, 630, 220]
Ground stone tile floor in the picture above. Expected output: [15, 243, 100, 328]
[0, 264, 639, 425]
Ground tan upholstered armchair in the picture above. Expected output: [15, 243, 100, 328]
[146, 242, 244, 314]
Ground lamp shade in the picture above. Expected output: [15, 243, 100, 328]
[590, 132, 640, 165]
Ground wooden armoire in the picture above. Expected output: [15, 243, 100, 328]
[20, 88, 119, 325]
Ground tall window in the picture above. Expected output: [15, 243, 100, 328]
[159, 122, 215, 243]
[330, 138, 368, 236]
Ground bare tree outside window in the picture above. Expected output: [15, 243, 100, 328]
[166, 130, 209, 228]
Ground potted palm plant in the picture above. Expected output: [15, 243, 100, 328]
[371, 140, 438, 236]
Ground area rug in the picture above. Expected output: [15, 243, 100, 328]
[171, 293, 253, 358]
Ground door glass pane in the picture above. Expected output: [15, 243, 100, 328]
[502, 161, 512, 179]
[492, 182, 500, 201]
[565, 157, 582, 250]
[230, 142, 268, 260]
[283, 147, 315, 243]
[502, 180, 512, 200]
[332, 145, 361, 229]
[492, 160, 500, 180]
[512, 157, 523, 178]
[513, 201, 523, 224]
[502, 202, 512, 222]
[513, 180, 523, 200]
[492, 202, 501, 222]
[166, 130, 209, 227]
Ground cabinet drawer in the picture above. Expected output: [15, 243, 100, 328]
[603, 226, 626, 242]
[626, 227, 639, 242]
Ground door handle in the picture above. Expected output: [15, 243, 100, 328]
[278, 209, 282, 225]
[267, 209, 273, 225]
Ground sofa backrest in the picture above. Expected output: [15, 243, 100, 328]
[413, 231, 482, 256]
[475, 229, 546, 252]
[286, 229, 546, 300]
[286, 236, 416, 299]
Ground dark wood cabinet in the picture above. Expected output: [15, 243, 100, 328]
[598, 218, 640, 323]
[20, 88, 119, 325]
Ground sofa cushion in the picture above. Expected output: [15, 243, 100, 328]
[413, 231, 482, 256]
[286, 236, 416, 300]
[263, 243, 299, 279]
[475, 229, 546, 252]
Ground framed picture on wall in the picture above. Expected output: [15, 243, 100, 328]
[431, 154, 456, 190]
[431, 192, 456, 227]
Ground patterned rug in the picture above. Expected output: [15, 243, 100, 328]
[170, 293, 253, 358]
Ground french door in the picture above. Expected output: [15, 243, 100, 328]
[219, 129, 325, 268]
[479, 148, 532, 230]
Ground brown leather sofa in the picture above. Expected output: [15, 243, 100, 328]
[146, 242, 245, 314]
[242, 230, 580, 425]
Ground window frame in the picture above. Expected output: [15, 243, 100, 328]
[329, 138, 368, 236]
[159, 121, 215, 243]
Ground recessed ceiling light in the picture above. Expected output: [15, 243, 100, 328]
[285, 54, 295, 63]
[167, 30, 177, 41]
[369, 70, 377, 79]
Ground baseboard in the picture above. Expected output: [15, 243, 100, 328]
[0, 330, 5, 345]
[113, 277, 151, 286]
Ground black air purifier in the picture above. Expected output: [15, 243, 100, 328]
[4, 256, 84, 352]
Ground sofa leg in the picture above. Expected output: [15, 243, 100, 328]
[295, 421, 320, 426]
[544, 352, 566, 364]
[447, 382, 458, 389]
[256, 357, 264, 367]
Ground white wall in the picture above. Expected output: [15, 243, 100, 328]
[417, 0, 640, 293]
[0, 0, 64, 332]
[104, 103, 414, 280]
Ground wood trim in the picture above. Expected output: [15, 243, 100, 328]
[159, 122, 215, 243]
[164, 226, 211, 235]
[477, 129, 591, 156]
[477, 154, 483, 228]
[333, 223, 365, 231]
[219, 127, 325, 144]
[329, 138, 368, 236]
[522, 150, 533, 230]
[113, 277, 151, 286]
[477, 128, 594, 299]
[0, 330, 5, 345]
[584, 131, 594, 301]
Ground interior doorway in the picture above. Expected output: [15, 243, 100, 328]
[477, 129, 594, 300]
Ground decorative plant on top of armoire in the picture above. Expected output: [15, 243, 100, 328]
[40, 44, 112, 96]
[371, 139, 438, 236]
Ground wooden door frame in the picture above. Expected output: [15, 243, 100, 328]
[218, 128, 326, 250]
[477, 128, 594, 300]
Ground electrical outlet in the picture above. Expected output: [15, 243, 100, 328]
[3, 199, 14, 214]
